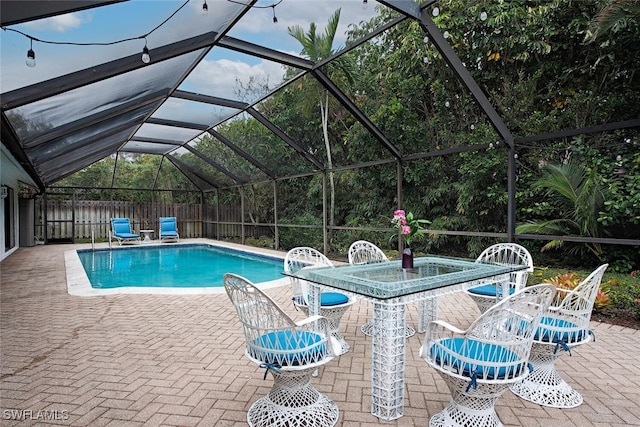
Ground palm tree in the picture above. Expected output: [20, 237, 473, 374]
[516, 162, 607, 259]
[288, 9, 355, 244]
[586, 0, 640, 42]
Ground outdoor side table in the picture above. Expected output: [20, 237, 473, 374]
[140, 229, 154, 242]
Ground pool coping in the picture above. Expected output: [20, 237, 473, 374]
[65, 239, 289, 297]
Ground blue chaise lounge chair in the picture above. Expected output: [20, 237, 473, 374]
[159, 217, 179, 242]
[110, 218, 141, 245]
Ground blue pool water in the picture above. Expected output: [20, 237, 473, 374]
[77, 244, 284, 289]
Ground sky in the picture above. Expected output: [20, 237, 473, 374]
[0, 0, 381, 99]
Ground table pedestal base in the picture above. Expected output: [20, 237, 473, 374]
[371, 302, 406, 421]
[418, 298, 439, 333]
[360, 318, 415, 338]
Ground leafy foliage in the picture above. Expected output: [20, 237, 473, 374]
[517, 162, 607, 258]
[391, 210, 431, 246]
[278, 212, 323, 250]
[585, 0, 640, 42]
[545, 272, 611, 310]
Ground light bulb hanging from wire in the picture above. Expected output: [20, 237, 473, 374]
[432, 2, 440, 17]
[362, 0, 368, 10]
[25, 38, 36, 67]
[141, 39, 150, 64]
[10, 0, 289, 63]
[480, 6, 488, 21]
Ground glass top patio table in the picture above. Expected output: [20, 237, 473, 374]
[289, 255, 525, 301]
[285, 255, 527, 421]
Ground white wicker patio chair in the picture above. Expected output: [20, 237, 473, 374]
[465, 243, 534, 313]
[347, 240, 415, 338]
[224, 273, 341, 427]
[510, 264, 609, 408]
[420, 284, 555, 427]
[284, 247, 355, 355]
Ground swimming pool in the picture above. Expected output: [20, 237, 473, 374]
[76, 244, 284, 290]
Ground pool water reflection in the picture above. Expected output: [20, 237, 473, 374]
[77, 244, 283, 289]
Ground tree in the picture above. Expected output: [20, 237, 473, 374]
[288, 9, 355, 243]
[516, 162, 607, 259]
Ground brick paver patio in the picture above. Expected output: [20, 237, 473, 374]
[1, 240, 639, 426]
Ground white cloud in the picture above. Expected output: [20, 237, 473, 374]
[188, 57, 287, 100]
[23, 12, 91, 32]
[228, 0, 378, 53]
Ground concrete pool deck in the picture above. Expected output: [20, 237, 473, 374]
[1, 239, 639, 426]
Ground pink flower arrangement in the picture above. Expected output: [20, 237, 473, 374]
[391, 209, 430, 246]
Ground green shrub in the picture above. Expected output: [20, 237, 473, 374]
[244, 236, 275, 249]
[278, 212, 323, 250]
[601, 272, 640, 321]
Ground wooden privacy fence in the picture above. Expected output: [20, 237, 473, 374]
[36, 200, 204, 240]
[33, 198, 278, 244]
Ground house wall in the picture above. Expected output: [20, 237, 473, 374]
[1, 143, 38, 261]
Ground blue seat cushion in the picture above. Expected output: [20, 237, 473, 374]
[429, 337, 526, 381]
[161, 231, 178, 237]
[251, 330, 326, 366]
[115, 232, 139, 238]
[160, 218, 177, 232]
[113, 220, 133, 235]
[534, 316, 586, 344]
[319, 292, 349, 306]
[467, 284, 515, 297]
[293, 292, 349, 307]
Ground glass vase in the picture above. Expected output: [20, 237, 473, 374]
[402, 245, 414, 269]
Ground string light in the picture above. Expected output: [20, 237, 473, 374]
[362, 0, 368, 10]
[480, 6, 488, 21]
[7, 0, 286, 66]
[25, 38, 36, 67]
[3, 0, 190, 67]
[141, 39, 150, 64]
[432, 2, 440, 17]
[226, 0, 284, 24]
